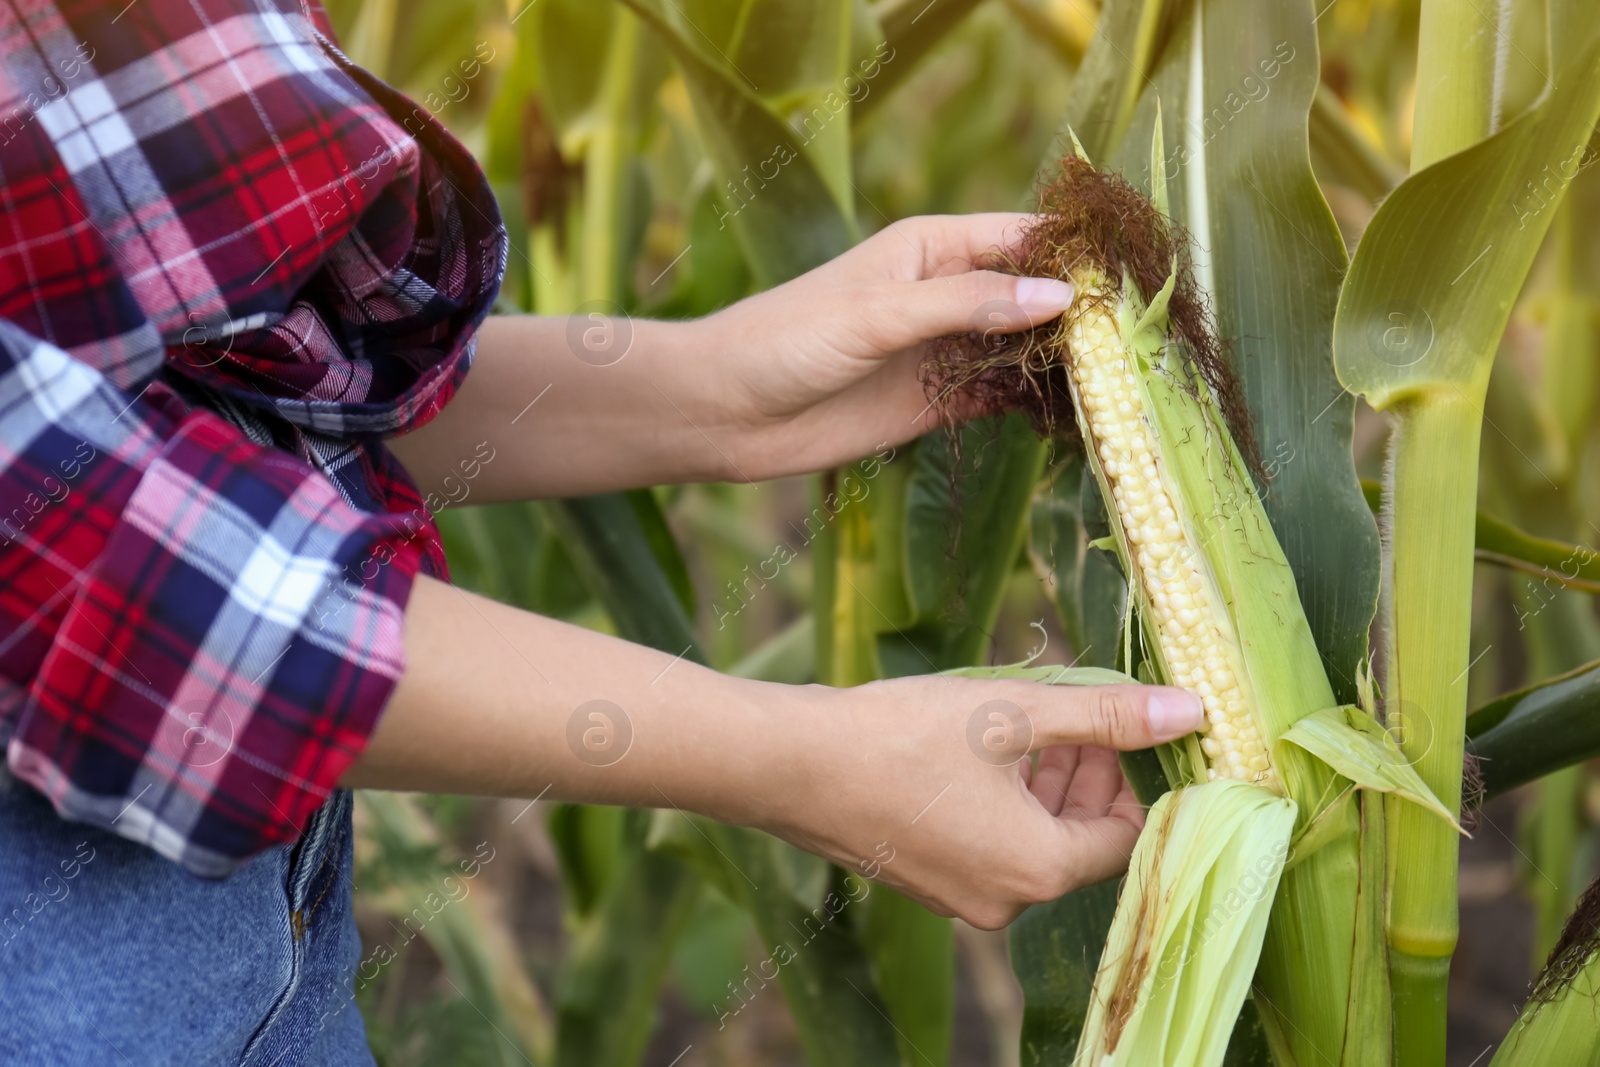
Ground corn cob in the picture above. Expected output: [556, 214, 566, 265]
[1064, 286, 1270, 786]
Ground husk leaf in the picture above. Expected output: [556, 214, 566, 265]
[1073, 780, 1296, 1067]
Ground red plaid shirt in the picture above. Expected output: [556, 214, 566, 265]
[0, 0, 505, 876]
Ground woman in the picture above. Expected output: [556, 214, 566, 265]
[0, 1, 1201, 1061]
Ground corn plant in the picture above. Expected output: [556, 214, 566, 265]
[915, 108, 1436, 1065]
[1006, 0, 1600, 1064]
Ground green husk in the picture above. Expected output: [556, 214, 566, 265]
[1490, 963, 1600, 1067]
[1278, 707, 1462, 833]
[1073, 781, 1296, 1067]
[1491, 876, 1600, 1067]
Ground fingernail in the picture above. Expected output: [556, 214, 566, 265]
[1147, 689, 1203, 741]
[1015, 276, 1075, 316]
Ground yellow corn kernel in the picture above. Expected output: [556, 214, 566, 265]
[1064, 285, 1273, 788]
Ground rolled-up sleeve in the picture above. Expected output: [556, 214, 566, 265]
[1, 321, 425, 878]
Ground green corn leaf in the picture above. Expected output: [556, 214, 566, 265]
[867, 450, 916, 632]
[499, 0, 612, 149]
[860, 889, 955, 1067]
[1277, 706, 1462, 832]
[1053, 0, 1164, 162]
[1474, 513, 1600, 595]
[1335, 6, 1600, 409]
[645, 813, 904, 1065]
[617, 0, 857, 286]
[1073, 780, 1297, 1067]
[1468, 655, 1600, 801]
[337, 0, 398, 80]
[903, 416, 1048, 666]
[645, 182, 754, 319]
[1468, 638, 1600, 732]
[1012, 876, 1121, 1067]
[1307, 84, 1404, 202]
[1358, 477, 1600, 595]
[665, 0, 851, 103]
[540, 493, 704, 664]
[942, 663, 1138, 687]
[359, 792, 552, 1066]
[814, 472, 883, 687]
[729, 613, 816, 683]
[552, 812, 700, 1067]
[663, 0, 859, 205]
[858, 0, 989, 114]
[1030, 457, 1128, 671]
[367, 0, 504, 104]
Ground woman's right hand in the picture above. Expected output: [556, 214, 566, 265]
[735, 674, 1203, 929]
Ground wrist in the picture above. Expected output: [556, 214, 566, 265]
[653, 672, 829, 829]
[696, 678, 902, 845]
[637, 314, 764, 484]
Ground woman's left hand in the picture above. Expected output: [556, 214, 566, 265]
[392, 213, 1073, 501]
[703, 212, 1073, 480]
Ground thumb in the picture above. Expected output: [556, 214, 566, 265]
[863, 271, 1075, 353]
[1026, 684, 1204, 752]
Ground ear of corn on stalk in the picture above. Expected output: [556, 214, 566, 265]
[928, 121, 1459, 1066]
[1053, 198, 1351, 1067]
[1490, 875, 1600, 1067]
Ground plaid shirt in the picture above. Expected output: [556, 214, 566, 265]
[0, 0, 505, 877]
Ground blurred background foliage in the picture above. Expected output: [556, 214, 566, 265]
[317, 0, 1600, 1063]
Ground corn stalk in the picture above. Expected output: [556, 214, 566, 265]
[1333, 2, 1600, 1059]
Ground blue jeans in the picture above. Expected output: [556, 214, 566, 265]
[0, 772, 375, 1066]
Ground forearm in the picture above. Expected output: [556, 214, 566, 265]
[342, 574, 802, 824]
[388, 315, 744, 502]
[389, 214, 1077, 507]
[348, 577, 1192, 928]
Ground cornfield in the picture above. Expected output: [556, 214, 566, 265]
[327, 0, 1600, 1064]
